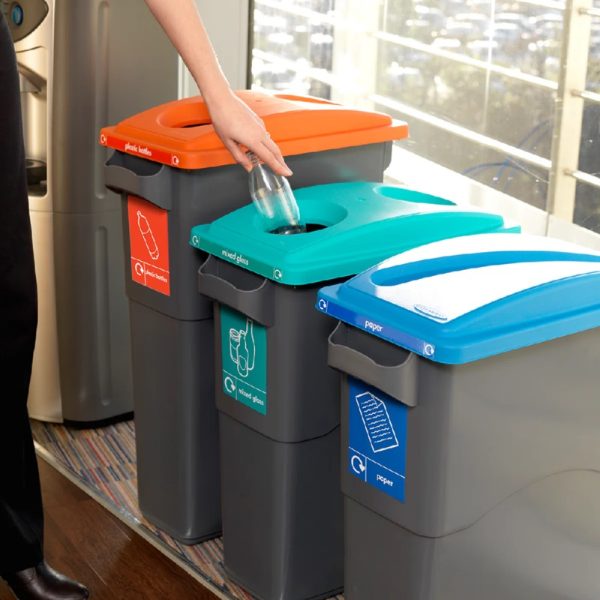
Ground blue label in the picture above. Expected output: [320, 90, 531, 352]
[348, 377, 408, 502]
[317, 297, 435, 359]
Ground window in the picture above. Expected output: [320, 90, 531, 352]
[251, 0, 600, 237]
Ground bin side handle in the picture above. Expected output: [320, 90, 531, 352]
[198, 255, 274, 326]
[328, 322, 418, 407]
[104, 151, 172, 210]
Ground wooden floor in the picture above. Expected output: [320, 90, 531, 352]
[0, 459, 220, 600]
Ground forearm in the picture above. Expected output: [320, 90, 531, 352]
[143, 0, 291, 175]
[143, 0, 232, 106]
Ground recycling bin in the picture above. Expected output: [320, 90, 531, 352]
[317, 232, 600, 600]
[192, 181, 515, 600]
[100, 91, 408, 544]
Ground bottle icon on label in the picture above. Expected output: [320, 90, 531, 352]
[137, 210, 160, 261]
[229, 318, 256, 378]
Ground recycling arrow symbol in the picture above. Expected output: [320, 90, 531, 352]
[351, 454, 366, 475]
[224, 376, 236, 394]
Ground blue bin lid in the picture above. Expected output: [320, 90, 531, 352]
[190, 181, 516, 285]
[317, 233, 600, 364]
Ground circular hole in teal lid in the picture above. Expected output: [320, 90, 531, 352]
[262, 202, 348, 235]
[376, 185, 455, 206]
[304, 223, 328, 232]
[268, 223, 327, 235]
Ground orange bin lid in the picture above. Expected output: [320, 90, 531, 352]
[99, 91, 408, 170]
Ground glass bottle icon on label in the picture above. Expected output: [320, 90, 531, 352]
[229, 318, 256, 378]
[248, 152, 306, 235]
[137, 210, 160, 260]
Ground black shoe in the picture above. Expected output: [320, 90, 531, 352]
[4, 561, 89, 600]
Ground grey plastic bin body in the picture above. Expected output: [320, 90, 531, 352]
[331, 323, 600, 600]
[198, 257, 344, 600]
[104, 143, 393, 544]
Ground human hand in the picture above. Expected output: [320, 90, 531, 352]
[143, 1, 290, 175]
[207, 91, 292, 176]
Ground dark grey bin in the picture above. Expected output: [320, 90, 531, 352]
[330, 323, 600, 600]
[198, 257, 344, 600]
[102, 92, 403, 544]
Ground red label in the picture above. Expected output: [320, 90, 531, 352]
[127, 195, 171, 296]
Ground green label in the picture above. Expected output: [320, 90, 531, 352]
[220, 306, 267, 415]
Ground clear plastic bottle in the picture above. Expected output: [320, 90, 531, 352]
[247, 152, 306, 235]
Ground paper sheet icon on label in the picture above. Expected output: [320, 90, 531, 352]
[355, 391, 400, 453]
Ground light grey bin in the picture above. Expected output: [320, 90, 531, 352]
[8, 0, 178, 424]
[317, 233, 600, 600]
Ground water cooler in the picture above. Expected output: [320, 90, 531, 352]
[3, 0, 178, 423]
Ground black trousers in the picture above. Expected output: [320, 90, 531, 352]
[0, 12, 44, 574]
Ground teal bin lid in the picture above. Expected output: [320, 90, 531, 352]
[190, 181, 518, 285]
[317, 233, 600, 364]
